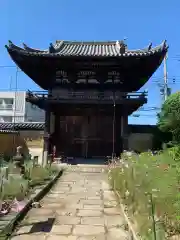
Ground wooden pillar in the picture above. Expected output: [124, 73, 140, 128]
[50, 112, 55, 134]
[81, 116, 88, 158]
[48, 112, 55, 154]
[43, 90, 51, 166]
[54, 114, 60, 156]
[115, 115, 121, 156]
[121, 114, 128, 151]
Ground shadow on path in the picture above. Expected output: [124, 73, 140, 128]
[29, 217, 55, 233]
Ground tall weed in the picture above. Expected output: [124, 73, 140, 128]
[109, 150, 180, 238]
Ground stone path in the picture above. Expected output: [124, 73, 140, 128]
[11, 165, 131, 239]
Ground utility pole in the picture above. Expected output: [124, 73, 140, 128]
[163, 53, 168, 101]
[13, 67, 18, 153]
[13, 67, 18, 124]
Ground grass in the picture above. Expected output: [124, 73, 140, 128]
[0, 161, 61, 240]
[0, 161, 60, 202]
[26, 164, 59, 187]
[108, 150, 180, 239]
[2, 177, 29, 201]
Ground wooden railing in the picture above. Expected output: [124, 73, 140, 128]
[26, 90, 147, 102]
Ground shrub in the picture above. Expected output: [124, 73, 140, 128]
[23, 162, 59, 187]
[2, 177, 29, 201]
[168, 145, 180, 162]
[158, 92, 180, 143]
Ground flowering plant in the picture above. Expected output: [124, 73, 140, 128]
[108, 149, 180, 238]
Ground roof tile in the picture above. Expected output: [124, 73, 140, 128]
[0, 122, 44, 130]
[6, 40, 168, 58]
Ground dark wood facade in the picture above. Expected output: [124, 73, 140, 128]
[6, 40, 168, 160]
[51, 115, 123, 158]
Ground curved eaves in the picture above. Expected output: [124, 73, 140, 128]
[22, 43, 48, 53]
[5, 40, 168, 57]
[126, 40, 168, 54]
[5, 40, 168, 91]
[6, 41, 64, 54]
[6, 41, 26, 52]
[6, 48, 49, 89]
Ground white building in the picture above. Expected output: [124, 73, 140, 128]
[0, 91, 45, 123]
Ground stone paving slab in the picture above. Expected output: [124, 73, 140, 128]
[11, 165, 131, 240]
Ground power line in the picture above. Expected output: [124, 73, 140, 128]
[0, 65, 16, 68]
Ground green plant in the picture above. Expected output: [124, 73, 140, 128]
[46, 164, 59, 175]
[168, 145, 180, 162]
[109, 149, 180, 238]
[23, 160, 33, 180]
[0, 162, 60, 203]
[3, 154, 12, 163]
[25, 164, 58, 187]
[158, 92, 180, 143]
[2, 177, 29, 200]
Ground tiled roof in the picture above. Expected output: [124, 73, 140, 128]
[5, 40, 168, 57]
[0, 122, 44, 130]
[0, 122, 157, 133]
[0, 129, 18, 133]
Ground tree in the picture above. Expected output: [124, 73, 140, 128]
[158, 92, 180, 143]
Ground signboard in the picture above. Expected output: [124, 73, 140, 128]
[55, 70, 69, 83]
[107, 71, 123, 84]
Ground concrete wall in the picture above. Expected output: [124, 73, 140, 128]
[19, 131, 44, 164]
[19, 130, 44, 140]
[0, 131, 43, 163]
[0, 132, 29, 156]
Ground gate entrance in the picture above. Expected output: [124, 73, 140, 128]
[5, 40, 167, 164]
[53, 115, 115, 158]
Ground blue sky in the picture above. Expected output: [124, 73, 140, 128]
[1, 0, 180, 125]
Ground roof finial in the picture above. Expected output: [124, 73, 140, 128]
[23, 43, 28, 50]
[8, 40, 13, 47]
[118, 40, 127, 54]
[49, 43, 56, 53]
[148, 43, 152, 51]
[54, 40, 64, 51]
[162, 40, 167, 50]
[116, 41, 120, 50]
